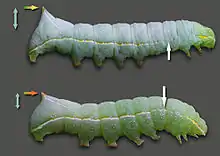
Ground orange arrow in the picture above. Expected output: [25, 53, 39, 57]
[24, 91, 38, 96]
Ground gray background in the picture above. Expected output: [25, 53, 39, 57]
[1, 0, 219, 155]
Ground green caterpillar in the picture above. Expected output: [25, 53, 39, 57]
[28, 7, 215, 68]
[30, 93, 207, 147]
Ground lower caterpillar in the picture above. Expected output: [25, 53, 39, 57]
[28, 7, 216, 68]
[30, 92, 207, 147]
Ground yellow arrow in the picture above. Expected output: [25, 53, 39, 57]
[24, 5, 39, 11]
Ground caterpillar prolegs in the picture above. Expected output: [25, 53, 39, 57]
[30, 93, 207, 147]
[28, 7, 216, 68]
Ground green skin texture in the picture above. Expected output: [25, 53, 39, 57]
[28, 7, 216, 68]
[30, 93, 207, 147]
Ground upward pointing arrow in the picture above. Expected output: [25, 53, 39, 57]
[167, 43, 171, 61]
[15, 93, 20, 109]
[13, 8, 18, 30]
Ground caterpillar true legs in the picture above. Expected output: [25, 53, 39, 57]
[30, 93, 207, 147]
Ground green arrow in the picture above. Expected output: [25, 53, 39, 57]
[15, 93, 20, 109]
[13, 8, 18, 30]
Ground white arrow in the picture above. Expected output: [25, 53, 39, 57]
[15, 93, 20, 109]
[167, 43, 171, 61]
[162, 86, 167, 106]
[13, 8, 18, 30]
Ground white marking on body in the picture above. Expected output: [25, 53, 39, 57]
[136, 112, 149, 116]
[32, 111, 155, 132]
[32, 117, 99, 132]
[101, 117, 119, 121]
[119, 115, 136, 118]
[31, 37, 161, 53]
[82, 118, 100, 122]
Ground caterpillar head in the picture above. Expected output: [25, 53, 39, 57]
[188, 116, 208, 137]
[194, 22, 216, 49]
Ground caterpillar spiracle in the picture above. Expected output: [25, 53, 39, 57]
[30, 92, 208, 147]
[28, 7, 216, 68]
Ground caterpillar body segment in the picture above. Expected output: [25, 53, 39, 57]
[30, 93, 208, 147]
[28, 7, 216, 68]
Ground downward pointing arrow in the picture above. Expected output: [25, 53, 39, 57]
[162, 86, 167, 106]
[13, 8, 18, 30]
[15, 93, 20, 109]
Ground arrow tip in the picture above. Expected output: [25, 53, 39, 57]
[31, 5, 39, 11]
[31, 90, 38, 96]
[13, 24, 18, 29]
[162, 97, 167, 106]
[13, 8, 18, 13]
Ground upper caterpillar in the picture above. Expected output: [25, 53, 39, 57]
[28, 7, 216, 68]
[30, 92, 207, 147]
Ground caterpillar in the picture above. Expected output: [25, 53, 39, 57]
[28, 7, 216, 68]
[30, 92, 207, 147]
